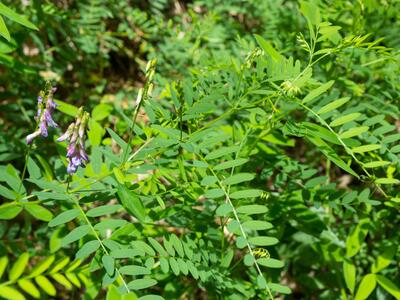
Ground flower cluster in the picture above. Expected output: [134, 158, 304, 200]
[26, 87, 59, 144]
[57, 107, 90, 174]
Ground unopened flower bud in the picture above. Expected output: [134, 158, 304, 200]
[135, 88, 143, 106]
[26, 130, 41, 144]
[57, 123, 75, 142]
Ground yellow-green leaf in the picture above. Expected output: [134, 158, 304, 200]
[317, 97, 350, 114]
[113, 167, 125, 184]
[35, 275, 56, 296]
[0, 3, 38, 30]
[268, 283, 292, 294]
[0, 285, 25, 300]
[52, 273, 72, 290]
[0, 15, 10, 41]
[354, 274, 376, 300]
[303, 81, 334, 104]
[54, 99, 79, 117]
[363, 161, 391, 168]
[50, 257, 70, 273]
[352, 144, 381, 154]
[254, 34, 282, 62]
[346, 220, 369, 258]
[371, 245, 396, 273]
[24, 204, 53, 222]
[9, 252, 29, 281]
[300, 0, 321, 25]
[0, 203, 22, 220]
[29, 255, 55, 277]
[65, 272, 81, 288]
[376, 275, 400, 299]
[0, 256, 8, 279]
[375, 178, 400, 185]
[330, 113, 361, 127]
[340, 126, 369, 139]
[343, 261, 356, 294]
[17, 279, 40, 298]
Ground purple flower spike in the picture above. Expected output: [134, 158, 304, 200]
[58, 108, 90, 174]
[26, 86, 59, 144]
[65, 142, 89, 174]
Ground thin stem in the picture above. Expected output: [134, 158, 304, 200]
[73, 198, 130, 293]
[179, 106, 183, 142]
[18, 146, 32, 196]
[215, 172, 274, 300]
[200, 154, 274, 300]
[122, 104, 142, 164]
[66, 174, 71, 193]
[126, 137, 154, 162]
[299, 102, 388, 199]
[65, 176, 130, 293]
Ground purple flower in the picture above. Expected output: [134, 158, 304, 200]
[40, 121, 48, 137]
[47, 98, 58, 110]
[44, 110, 58, 128]
[35, 96, 43, 120]
[57, 108, 90, 174]
[26, 86, 59, 144]
[66, 142, 89, 174]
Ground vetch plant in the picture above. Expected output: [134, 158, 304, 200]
[0, 1, 400, 300]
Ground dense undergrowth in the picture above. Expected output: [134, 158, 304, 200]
[0, 1, 400, 299]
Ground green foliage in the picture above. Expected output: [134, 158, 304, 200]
[0, 254, 87, 299]
[1, 0, 400, 299]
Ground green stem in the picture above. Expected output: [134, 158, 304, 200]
[298, 102, 388, 199]
[18, 146, 32, 196]
[200, 153, 275, 300]
[66, 178, 130, 293]
[73, 198, 130, 293]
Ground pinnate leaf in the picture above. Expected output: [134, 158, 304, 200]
[0, 285, 25, 300]
[128, 279, 157, 290]
[330, 113, 361, 127]
[61, 225, 90, 247]
[49, 209, 80, 227]
[86, 204, 122, 217]
[76, 240, 100, 259]
[317, 97, 350, 114]
[303, 81, 334, 104]
[237, 205, 268, 215]
[9, 252, 29, 281]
